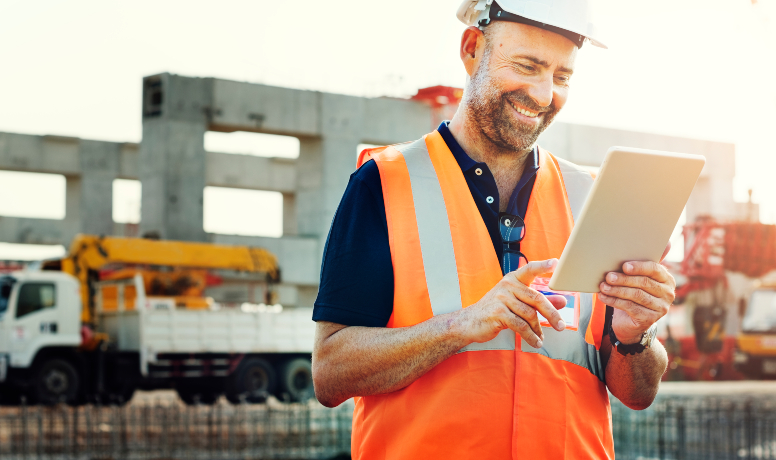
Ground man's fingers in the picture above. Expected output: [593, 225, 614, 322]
[507, 259, 566, 331]
[598, 293, 662, 324]
[513, 259, 557, 286]
[547, 294, 568, 310]
[511, 283, 566, 331]
[603, 272, 667, 300]
[598, 283, 667, 314]
[621, 260, 671, 285]
[498, 294, 544, 341]
[502, 312, 544, 349]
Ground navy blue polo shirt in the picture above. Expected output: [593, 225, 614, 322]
[313, 122, 539, 327]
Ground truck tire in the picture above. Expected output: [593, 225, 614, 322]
[277, 358, 314, 403]
[107, 384, 136, 406]
[35, 358, 81, 405]
[226, 358, 276, 404]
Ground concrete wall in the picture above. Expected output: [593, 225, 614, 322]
[0, 73, 747, 307]
[538, 122, 743, 223]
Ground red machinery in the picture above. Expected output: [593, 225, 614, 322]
[663, 218, 776, 381]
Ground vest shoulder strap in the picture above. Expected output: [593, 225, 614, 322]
[550, 153, 595, 223]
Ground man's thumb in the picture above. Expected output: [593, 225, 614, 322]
[514, 259, 558, 286]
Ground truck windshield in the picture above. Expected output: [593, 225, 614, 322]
[742, 289, 776, 333]
[0, 276, 15, 316]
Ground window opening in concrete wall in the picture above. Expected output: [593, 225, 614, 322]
[113, 179, 141, 224]
[205, 131, 300, 159]
[0, 243, 66, 261]
[203, 187, 283, 238]
[0, 171, 65, 219]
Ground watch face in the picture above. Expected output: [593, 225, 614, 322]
[642, 325, 658, 347]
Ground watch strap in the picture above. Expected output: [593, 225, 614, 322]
[609, 326, 653, 356]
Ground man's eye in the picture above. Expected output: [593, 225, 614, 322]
[518, 64, 535, 72]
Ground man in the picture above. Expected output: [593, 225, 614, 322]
[312, 1, 674, 458]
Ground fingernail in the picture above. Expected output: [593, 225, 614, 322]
[608, 273, 618, 282]
[536, 339, 543, 348]
[625, 263, 633, 272]
[601, 283, 610, 292]
[557, 320, 566, 331]
[546, 259, 555, 268]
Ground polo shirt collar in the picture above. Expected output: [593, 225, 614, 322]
[437, 121, 539, 176]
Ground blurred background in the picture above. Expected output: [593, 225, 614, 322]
[1, 1, 776, 459]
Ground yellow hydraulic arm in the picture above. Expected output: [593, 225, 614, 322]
[44, 234, 280, 323]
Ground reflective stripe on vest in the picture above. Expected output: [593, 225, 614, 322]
[353, 131, 614, 460]
[396, 138, 517, 353]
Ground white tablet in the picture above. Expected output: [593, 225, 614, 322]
[549, 146, 706, 293]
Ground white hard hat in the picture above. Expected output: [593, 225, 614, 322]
[456, 0, 607, 49]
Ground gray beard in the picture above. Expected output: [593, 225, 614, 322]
[464, 51, 559, 153]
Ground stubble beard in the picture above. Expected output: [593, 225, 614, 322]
[465, 48, 560, 153]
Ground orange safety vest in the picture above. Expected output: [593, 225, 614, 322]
[352, 130, 613, 459]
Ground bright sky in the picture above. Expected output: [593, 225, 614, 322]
[1, 0, 775, 258]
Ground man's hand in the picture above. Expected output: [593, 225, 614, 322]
[454, 259, 567, 348]
[313, 258, 569, 406]
[597, 243, 676, 344]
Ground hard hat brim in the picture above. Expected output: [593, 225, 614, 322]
[457, 0, 607, 49]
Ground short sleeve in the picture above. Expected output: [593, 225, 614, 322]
[312, 160, 394, 327]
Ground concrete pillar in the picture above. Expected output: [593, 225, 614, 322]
[62, 176, 83, 243]
[295, 94, 364, 274]
[282, 192, 297, 236]
[139, 73, 210, 241]
[295, 137, 324, 239]
[78, 140, 119, 236]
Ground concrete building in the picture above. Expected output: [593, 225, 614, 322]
[0, 73, 753, 308]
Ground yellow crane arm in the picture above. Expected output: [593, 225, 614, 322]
[66, 235, 278, 275]
[47, 235, 280, 323]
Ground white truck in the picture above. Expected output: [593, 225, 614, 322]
[0, 262, 316, 406]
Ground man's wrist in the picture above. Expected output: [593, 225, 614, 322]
[609, 325, 658, 356]
[444, 309, 474, 348]
[614, 332, 643, 345]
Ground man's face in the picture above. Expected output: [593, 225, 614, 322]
[465, 21, 578, 153]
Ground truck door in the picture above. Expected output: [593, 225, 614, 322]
[9, 281, 59, 366]
[0, 277, 14, 369]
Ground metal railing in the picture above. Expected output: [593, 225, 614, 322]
[0, 398, 352, 460]
[612, 396, 776, 460]
[1, 394, 775, 459]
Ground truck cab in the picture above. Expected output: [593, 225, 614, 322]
[734, 287, 776, 379]
[0, 271, 83, 403]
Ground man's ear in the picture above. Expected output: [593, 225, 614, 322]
[460, 26, 485, 77]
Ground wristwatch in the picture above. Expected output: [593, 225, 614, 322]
[609, 324, 658, 356]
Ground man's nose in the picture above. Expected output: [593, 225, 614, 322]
[526, 76, 554, 109]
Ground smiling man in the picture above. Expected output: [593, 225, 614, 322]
[311, 1, 674, 458]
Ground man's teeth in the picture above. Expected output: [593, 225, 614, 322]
[511, 103, 539, 118]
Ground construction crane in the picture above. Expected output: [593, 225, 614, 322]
[665, 218, 776, 380]
[41, 234, 280, 323]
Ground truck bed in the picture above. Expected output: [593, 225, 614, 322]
[99, 306, 315, 355]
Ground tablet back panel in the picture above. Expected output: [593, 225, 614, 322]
[549, 147, 705, 293]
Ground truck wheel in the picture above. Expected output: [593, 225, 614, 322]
[107, 385, 136, 406]
[277, 358, 314, 403]
[35, 358, 80, 406]
[226, 358, 276, 404]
